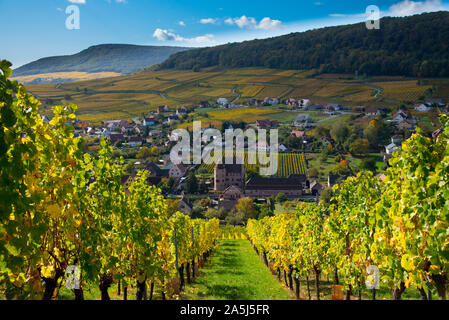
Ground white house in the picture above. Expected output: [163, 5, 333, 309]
[292, 114, 313, 127]
[127, 137, 143, 147]
[217, 98, 228, 105]
[276, 144, 288, 152]
[392, 111, 408, 123]
[414, 104, 431, 112]
[385, 143, 401, 156]
[299, 99, 311, 108]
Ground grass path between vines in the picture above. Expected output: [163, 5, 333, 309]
[182, 239, 293, 300]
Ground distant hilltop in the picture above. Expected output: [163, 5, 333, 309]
[13, 44, 191, 77]
[159, 11, 449, 78]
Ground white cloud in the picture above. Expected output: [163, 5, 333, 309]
[68, 0, 86, 4]
[153, 28, 214, 44]
[200, 18, 217, 24]
[389, 0, 443, 16]
[258, 17, 283, 30]
[329, 0, 445, 20]
[225, 15, 283, 30]
[179, 21, 186, 26]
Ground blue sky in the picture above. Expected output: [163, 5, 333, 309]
[1, 0, 448, 68]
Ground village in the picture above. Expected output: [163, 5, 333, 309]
[45, 95, 449, 225]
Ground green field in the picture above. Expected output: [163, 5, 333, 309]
[182, 239, 292, 300]
[24, 67, 449, 123]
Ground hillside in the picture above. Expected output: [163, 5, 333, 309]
[13, 44, 190, 78]
[26, 66, 447, 125]
[159, 12, 449, 77]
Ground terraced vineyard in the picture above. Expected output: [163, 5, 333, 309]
[200, 152, 306, 178]
[24, 66, 449, 123]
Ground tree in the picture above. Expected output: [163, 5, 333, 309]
[235, 197, 258, 221]
[320, 188, 333, 204]
[364, 125, 379, 148]
[331, 124, 349, 145]
[225, 209, 245, 226]
[185, 171, 199, 194]
[360, 157, 377, 172]
[276, 193, 288, 203]
[137, 147, 152, 160]
[349, 138, 370, 156]
[205, 208, 220, 219]
[308, 168, 319, 179]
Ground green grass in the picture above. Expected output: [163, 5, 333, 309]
[182, 239, 292, 300]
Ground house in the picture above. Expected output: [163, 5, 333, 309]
[102, 120, 122, 130]
[157, 105, 170, 114]
[145, 162, 169, 177]
[255, 120, 280, 129]
[121, 123, 135, 134]
[355, 106, 366, 113]
[143, 115, 156, 126]
[245, 175, 307, 198]
[310, 180, 324, 196]
[149, 130, 162, 137]
[292, 114, 313, 128]
[109, 133, 124, 144]
[169, 163, 187, 178]
[126, 136, 143, 147]
[325, 105, 335, 114]
[178, 196, 193, 216]
[199, 101, 210, 108]
[365, 108, 380, 117]
[220, 185, 244, 201]
[327, 104, 342, 111]
[268, 98, 280, 106]
[425, 99, 445, 107]
[132, 117, 143, 126]
[167, 115, 179, 123]
[385, 142, 401, 156]
[176, 106, 188, 115]
[288, 99, 299, 108]
[397, 120, 414, 132]
[299, 99, 311, 108]
[218, 186, 244, 211]
[217, 98, 228, 106]
[414, 104, 431, 112]
[392, 110, 408, 123]
[391, 134, 403, 145]
[278, 144, 288, 152]
[160, 154, 172, 166]
[121, 173, 161, 195]
[214, 162, 245, 191]
[291, 130, 305, 138]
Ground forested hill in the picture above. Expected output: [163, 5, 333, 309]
[159, 11, 449, 77]
[14, 44, 190, 76]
